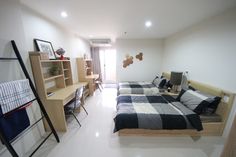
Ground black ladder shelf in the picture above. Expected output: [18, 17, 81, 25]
[0, 40, 60, 157]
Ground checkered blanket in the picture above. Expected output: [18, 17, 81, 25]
[114, 95, 203, 132]
[118, 81, 159, 95]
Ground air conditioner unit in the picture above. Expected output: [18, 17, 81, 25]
[90, 38, 111, 47]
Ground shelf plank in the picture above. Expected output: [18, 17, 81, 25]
[44, 75, 63, 81]
[64, 77, 70, 80]
[41, 60, 70, 63]
[41, 60, 61, 63]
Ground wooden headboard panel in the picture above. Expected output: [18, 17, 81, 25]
[162, 72, 235, 132]
[162, 72, 170, 80]
[189, 80, 235, 128]
[189, 80, 222, 97]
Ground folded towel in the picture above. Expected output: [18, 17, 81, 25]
[0, 80, 35, 115]
[0, 108, 30, 141]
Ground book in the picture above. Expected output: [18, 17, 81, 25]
[47, 92, 54, 97]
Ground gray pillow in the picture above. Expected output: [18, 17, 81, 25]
[179, 90, 219, 114]
[153, 77, 166, 88]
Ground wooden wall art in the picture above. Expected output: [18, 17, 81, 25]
[123, 55, 133, 68]
[136, 52, 143, 61]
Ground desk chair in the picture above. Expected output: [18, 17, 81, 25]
[95, 79, 103, 92]
[64, 87, 88, 126]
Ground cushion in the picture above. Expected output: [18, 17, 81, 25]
[195, 91, 221, 114]
[165, 80, 173, 89]
[159, 78, 167, 88]
[152, 77, 160, 86]
[153, 76, 167, 88]
[176, 89, 221, 114]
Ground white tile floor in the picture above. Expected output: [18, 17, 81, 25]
[33, 88, 224, 157]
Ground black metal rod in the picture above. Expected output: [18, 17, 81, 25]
[0, 115, 43, 157]
[0, 58, 18, 60]
[0, 131, 18, 157]
[0, 41, 60, 157]
[11, 40, 59, 143]
[29, 132, 53, 157]
[0, 98, 37, 118]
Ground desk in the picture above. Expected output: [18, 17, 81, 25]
[44, 82, 88, 132]
[85, 74, 99, 95]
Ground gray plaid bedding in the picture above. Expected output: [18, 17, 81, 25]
[114, 95, 203, 132]
[118, 81, 159, 95]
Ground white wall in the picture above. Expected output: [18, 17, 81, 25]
[162, 8, 236, 92]
[115, 39, 163, 82]
[0, 0, 90, 156]
[0, 1, 41, 157]
[162, 8, 236, 138]
[21, 5, 91, 83]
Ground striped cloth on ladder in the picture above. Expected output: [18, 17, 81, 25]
[0, 79, 35, 115]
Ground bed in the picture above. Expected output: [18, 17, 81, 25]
[114, 94, 203, 132]
[117, 81, 159, 95]
[116, 72, 235, 136]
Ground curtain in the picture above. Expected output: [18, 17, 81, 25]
[90, 47, 102, 81]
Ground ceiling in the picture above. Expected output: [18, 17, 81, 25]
[20, 0, 236, 40]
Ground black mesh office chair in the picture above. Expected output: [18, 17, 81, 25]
[64, 87, 88, 126]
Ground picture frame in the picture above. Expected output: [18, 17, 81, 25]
[34, 39, 56, 59]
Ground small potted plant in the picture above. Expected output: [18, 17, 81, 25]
[50, 65, 60, 76]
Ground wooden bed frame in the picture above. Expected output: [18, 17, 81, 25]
[118, 72, 235, 136]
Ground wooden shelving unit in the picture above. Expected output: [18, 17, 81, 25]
[76, 58, 99, 95]
[29, 52, 90, 132]
[77, 58, 93, 81]
[29, 52, 73, 99]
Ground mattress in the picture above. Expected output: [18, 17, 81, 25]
[114, 95, 203, 132]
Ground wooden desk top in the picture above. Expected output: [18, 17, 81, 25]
[47, 82, 88, 101]
[85, 74, 99, 79]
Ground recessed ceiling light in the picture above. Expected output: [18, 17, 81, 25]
[145, 21, 152, 28]
[61, 11, 68, 18]
[89, 35, 94, 38]
[95, 132, 100, 137]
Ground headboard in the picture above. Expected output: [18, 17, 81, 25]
[162, 72, 235, 131]
[162, 72, 170, 80]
